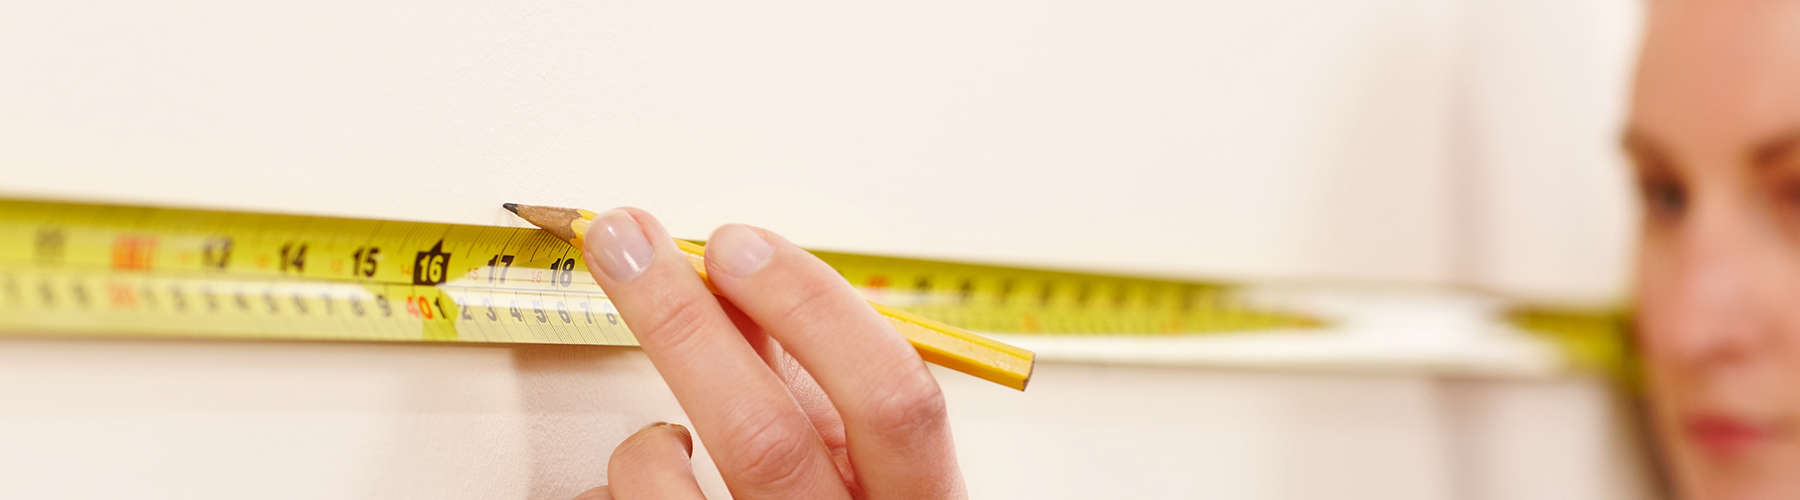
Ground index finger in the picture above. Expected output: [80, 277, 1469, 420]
[581, 208, 851, 500]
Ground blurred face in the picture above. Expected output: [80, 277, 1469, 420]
[1630, 2, 1800, 498]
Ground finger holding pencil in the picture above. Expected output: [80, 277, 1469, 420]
[503, 203, 1035, 391]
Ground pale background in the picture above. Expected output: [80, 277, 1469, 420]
[0, 0, 1650, 498]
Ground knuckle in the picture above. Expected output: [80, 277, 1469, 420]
[629, 294, 716, 352]
[772, 276, 850, 327]
[720, 411, 818, 490]
[863, 369, 949, 441]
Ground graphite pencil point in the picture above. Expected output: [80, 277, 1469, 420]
[501, 202, 519, 214]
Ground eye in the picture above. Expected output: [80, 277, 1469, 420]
[1765, 176, 1800, 242]
[1773, 178, 1800, 217]
[1782, 180, 1800, 205]
[1639, 177, 1687, 220]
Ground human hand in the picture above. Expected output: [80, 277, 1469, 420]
[569, 208, 965, 499]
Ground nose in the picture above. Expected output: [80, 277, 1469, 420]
[1648, 203, 1775, 366]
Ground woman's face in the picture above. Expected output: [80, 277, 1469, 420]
[1630, 2, 1800, 498]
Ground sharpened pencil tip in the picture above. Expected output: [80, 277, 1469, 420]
[502, 203, 519, 214]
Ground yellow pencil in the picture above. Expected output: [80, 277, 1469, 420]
[504, 203, 1035, 390]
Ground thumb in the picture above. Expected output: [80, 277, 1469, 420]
[602, 422, 705, 499]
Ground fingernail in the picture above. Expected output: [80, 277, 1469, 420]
[583, 209, 654, 282]
[640, 421, 694, 456]
[708, 224, 773, 277]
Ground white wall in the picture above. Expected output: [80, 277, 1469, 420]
[1451, 0, 1642, 303]
[3, 0, 1463, 284]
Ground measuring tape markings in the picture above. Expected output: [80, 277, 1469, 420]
[0, 200, 626, 345]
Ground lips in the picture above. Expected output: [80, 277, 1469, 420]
[1686, 414, 1774, 459]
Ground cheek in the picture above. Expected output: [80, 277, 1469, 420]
[1633, 244, 1689, 361]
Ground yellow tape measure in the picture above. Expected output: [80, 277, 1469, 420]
[0, 198, 1325, 378]
[0, 198, 1637, 381]
[1504, 306, 1636, 383]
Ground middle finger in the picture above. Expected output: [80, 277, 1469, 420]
[581, 208, 850, 500]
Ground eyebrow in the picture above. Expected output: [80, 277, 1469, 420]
[1620, 128, 1665, 166]
[1622, 126, 1800, 171]
[1750, 126, 1800, 168]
